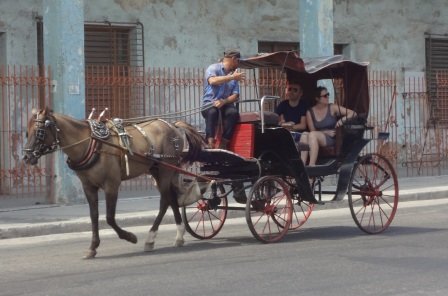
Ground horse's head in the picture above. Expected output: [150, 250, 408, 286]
[23, 107, 60, 165]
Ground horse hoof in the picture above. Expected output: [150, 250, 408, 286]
[174, 239, 184, 247]
[144, 242, 155, 252]
[83, 250, 97, 259]
[129, 233, 138, 244]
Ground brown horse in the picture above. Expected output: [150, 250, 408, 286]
[23, 107, 205, 259]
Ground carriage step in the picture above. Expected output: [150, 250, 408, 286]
[306, 160, 338, 177]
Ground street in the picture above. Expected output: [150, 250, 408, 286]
[1, 198, 448, 296]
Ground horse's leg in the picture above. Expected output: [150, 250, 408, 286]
[104, 188, 138, 244]
[144, 194, 169, 252]
[170, 187, 185, 247]
[82, 183, 100, 259]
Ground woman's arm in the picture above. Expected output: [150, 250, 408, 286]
[306, 110, 316, 131]
[333, 104, 357, 127]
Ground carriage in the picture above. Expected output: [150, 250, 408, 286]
[23, 51, 398, 258]
[182, 51, 399, 243]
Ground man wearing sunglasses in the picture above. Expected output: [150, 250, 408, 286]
[275, 80, 310, 141]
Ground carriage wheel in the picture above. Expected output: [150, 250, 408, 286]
[280, 177, 314, 230]
[348, 153, 398, 234]
[182, 184, 228, 239]
[245, 176, 293, 243]
[290, 199, 314, 230]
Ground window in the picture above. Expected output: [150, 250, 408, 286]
[84, 22, 144, 118]
[426, 35, 448, 126]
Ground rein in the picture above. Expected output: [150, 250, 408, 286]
[58, 137, 91, 150]
[26, 109, 214, 182]
[93, 137, 214, 182]
[25, 112, 101, 170]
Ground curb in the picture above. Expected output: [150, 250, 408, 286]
[1, 188, 447, 240]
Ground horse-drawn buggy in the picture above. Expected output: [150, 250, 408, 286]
[182, 51, 398, 243]
[23, 51, 398, 258]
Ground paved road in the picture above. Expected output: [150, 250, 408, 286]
[1, 198, 447, 296]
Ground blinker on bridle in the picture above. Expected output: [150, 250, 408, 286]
[24, 112, 60, 159]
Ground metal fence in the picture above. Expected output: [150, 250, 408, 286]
[0, 65, 53, 199]
[1, 65, 448, 200]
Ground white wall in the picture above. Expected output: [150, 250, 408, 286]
[0, 0, 42, 65]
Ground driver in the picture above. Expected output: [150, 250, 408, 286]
[201, 49, 246, 149]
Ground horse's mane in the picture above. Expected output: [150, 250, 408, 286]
[174, 121, 205, 163]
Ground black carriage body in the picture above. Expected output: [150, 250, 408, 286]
[199, 51, 373, 202]
[185, 51, 399, 242]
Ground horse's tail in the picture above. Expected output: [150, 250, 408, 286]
[174, 121, 206, 163]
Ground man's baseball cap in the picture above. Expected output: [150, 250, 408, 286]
[223, 49, 241, 59]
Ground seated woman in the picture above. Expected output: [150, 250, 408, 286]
[300, 86, 356, 166]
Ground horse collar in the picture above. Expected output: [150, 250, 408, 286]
[87, 119, 110, 139]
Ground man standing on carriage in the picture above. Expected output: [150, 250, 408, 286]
[201, 49, 246, 149]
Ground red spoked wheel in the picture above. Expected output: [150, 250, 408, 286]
[348, 153, 399, 234]
[182, 185, 228, 239]
[286, 177, 314, 230]
[290, 199, 314, 230]
[245, 176, 293, 243]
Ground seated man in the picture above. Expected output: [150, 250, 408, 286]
[275, 80, 309, 142]
[201, 49, 246, 149]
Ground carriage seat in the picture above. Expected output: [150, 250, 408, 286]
[238, 111, 279, 126]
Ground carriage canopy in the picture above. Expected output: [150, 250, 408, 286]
[239, 51, 370, 116]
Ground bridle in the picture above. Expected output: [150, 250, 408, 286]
[24, 111, 60, 160]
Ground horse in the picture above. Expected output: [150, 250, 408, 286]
[23, 107, 206, 259]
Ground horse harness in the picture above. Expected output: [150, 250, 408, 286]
[30, 111, 184, 173]
[24, 112, 61, 160]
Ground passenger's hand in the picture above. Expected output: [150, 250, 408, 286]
[336, 117, 345, 127]
[323, 130, 336, 137]
[281, 122, 294, 131]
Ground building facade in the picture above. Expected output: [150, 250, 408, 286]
[0, 0, 446, 70]
[1, 0, 448, 203]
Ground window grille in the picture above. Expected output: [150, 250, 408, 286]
[426, 35, 448, 126]
[84, 22, 145, 119]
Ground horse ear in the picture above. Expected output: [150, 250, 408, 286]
[43, 106, 53, 115]
[31, 108, 38, 115]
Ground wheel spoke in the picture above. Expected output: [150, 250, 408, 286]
[182, 193, 228, 239]
[348, 153, 398, 234]
[246, 176, 292, 243]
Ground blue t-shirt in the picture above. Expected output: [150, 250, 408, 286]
[275, 99, 309, 124]
[202, 63, 240, 105]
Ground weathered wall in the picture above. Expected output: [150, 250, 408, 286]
[0, 0, 42, 65]
[83, 0, 300, 67]
[334, 0, 447, 71]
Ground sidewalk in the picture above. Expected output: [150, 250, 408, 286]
[1, 175, 448, 239]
